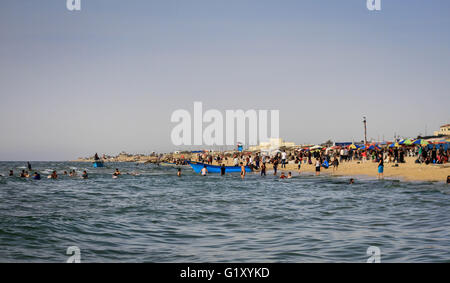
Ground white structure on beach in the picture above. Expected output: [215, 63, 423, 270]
[434, 124, 450, 137]
[249, 138, 296, 153]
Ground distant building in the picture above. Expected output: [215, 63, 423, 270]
[249, 138, 296, 152]
[433, 124, 450, 137]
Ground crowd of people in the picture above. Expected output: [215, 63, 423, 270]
[173, 144, 449, 182]
[6, 163, 90, 180]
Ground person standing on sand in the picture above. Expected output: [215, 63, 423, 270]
[233, 156, 239, 167]
[281, 150, 287, 168]
[332, 156, 339, 172]
[378, 154, 384, 179]
[240, 162, 246, 179]
[315, 158, 321, 176]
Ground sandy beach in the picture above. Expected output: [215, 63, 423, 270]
[272, 157, 450, 182]
[199, 156, 450, 183]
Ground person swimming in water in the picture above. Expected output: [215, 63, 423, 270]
[177, 168, 182, 177]
[82, 171, 88, 179]
[27, 162, 32, 171]
[32, 172, 41, 180]
[9, 170, 14, 176]
[220, 164, 226, 176]
[447, 175, 450, 184]
[113, 169, 121, 177]
[280, 172, 286, 179]
[287, 172, 292, 179]
[349, 178, 355, 184]
[49, 171, 58, 179]
[20, 170, 29, 178]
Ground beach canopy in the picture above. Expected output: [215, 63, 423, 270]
[348, 144, 358, 149]
[368, 144, 380, 150]
[310, 145, 322, 150]
[403, 139, 413, 146]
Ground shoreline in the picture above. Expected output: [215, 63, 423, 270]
[264, 158, 449, 183]
[69, 156, 450, 183]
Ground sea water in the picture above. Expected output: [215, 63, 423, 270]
[0, 162, 449, 262]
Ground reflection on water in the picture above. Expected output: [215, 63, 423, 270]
[0, 162, 449, 262]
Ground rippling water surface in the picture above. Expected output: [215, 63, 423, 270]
[0, 162, 449, 262]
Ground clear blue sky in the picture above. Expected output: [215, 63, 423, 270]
[1, 0, 449, 160]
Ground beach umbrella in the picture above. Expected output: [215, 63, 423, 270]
[389, 142, 400, 148]
[310, 145, 321, 150]
[368, 144, 380, 150]
[349, 144, 357, 149]
[403, 139, 413, 146]
[413, 139, 422, 145]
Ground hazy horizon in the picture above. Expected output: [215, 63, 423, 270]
[1, 0, 449, 161]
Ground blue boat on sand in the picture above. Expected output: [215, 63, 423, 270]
[187, 161, 252, 174]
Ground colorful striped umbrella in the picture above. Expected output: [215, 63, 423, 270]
[403, 139, 413, 146]
[349, 144, 358, 149]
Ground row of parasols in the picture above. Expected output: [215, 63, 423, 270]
[301, 138, 450, 151]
